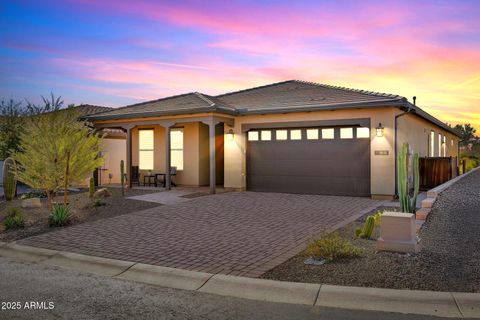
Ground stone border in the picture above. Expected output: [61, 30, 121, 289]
[417, 166, 480, 222]
[0, 242, 478, 318]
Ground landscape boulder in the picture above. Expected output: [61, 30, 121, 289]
[93, 188, 111, 198]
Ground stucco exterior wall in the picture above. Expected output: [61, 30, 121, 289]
[224, 107, 397, 197]
[99, 138, 126, 185]
[396, 112, 459, 159]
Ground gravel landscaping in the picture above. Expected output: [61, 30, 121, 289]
[262, 169, 480, 293]
[0, 187, 161, 242]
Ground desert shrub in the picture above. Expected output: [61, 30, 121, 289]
[3, 207, 25, 230]
[306, 233, 363, 262]
[20, 191, 47, 199]
[92, 199, 106, 208]
[48, 204, 71, 227]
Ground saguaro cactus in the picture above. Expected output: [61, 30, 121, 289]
[120, 160, 125, 196]
[398, 143, 420, 213]
[3, 157, 17, 201]
[89, 177, 95, 198]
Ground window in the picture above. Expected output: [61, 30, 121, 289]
[248, 131, 259, 141]
[276, 130, 287, 140]
[306, 129, 318, 140]
[430, 131, 435, 157]
[261, 130, 271, 141]
[442, 135, 447, 157]
[322, 128, 334, 139]
[451, 139, 454, 147]
[139, 129, 154, 170]
[290, 129, 302, 140]
[340, 128, 353, 139]
[170, 128, 184, 170]
[357, 127, 370, 138]
[438, 133, 442, 157]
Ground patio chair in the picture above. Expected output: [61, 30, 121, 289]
[170, 166, 177, 187]
[131, 166, 140, 186]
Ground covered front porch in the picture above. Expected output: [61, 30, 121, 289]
[96, 114, 234, 194]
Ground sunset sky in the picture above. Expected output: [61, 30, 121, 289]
[1, 0, 479, 129]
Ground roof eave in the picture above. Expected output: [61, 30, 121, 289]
[85, 106, 238, 121]
[402, 102, 462, 137]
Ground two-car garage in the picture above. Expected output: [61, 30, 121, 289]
[246, 122, 371, 196]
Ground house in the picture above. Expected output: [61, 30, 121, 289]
[85, 80, 461, 199]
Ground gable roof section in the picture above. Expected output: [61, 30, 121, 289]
[84, 80, 459, 136]
[85, 92, 237, 121]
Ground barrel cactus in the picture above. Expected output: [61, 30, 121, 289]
[120, 160, 125, 196]
[2, 157, 17, 201]
[398, 143, 420, 213]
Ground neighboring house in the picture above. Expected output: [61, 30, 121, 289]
[85, 80, 461, 199]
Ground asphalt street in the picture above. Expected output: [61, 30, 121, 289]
[0, 257, 463, 320]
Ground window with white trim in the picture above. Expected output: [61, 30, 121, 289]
[442, 135, 447, 157]
[170, 128, 184, 170]
[139, 129, 154, 170]
[438, 133, 442, 157]
[322, 128, 334, 139]
[276, 130, 287, 140]
[430, 131, 435, 157]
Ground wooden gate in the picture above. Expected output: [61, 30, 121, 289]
[419, 157, 457, 190]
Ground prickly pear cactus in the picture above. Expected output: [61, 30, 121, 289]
[3, 157, 17, 201]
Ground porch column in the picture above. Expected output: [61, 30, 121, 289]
[165, 125, 171, 190]
[209, 122, 216, 194]
[125, 126, 133, 188]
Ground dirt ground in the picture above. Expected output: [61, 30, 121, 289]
[0, 187, 161, 242]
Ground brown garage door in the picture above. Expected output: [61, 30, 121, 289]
[246, 126, 370, 196]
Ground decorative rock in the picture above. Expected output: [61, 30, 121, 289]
[93, 188, 111, 198]
[376, 212, 420, 253]
[304, 257, 327, 266]
[21, 198, 42, 208]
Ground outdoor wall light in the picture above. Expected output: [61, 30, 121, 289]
[376, 123, 385, 137]
[226, 129, 235, 141]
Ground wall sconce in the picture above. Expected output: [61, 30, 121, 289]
[376, 123, 384, 137]
[226, 129, 235, 141]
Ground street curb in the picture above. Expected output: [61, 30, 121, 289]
[316, 284, 462, 318]
[115, 263, 213, 291]
[198, 274, 321, 305]
[43, 251, 136, 276]
[0, 243, 58, 262]
[0, 244, 479, 318]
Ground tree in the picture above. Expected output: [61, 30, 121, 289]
[454, 123, 477, 145]
[0, 99, 26, 160]
[15, 105, 104, 208]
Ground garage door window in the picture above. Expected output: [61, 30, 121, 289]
[356, 127, 370, 138]
[306, 129, 319, 140]
[261, 130, 271, 141]
[276, 130, 287, 140]
[290, 129, 302, 140]
[340, 128, 353, 139]
[322, 128, 334, 139]
[248, 131, 259, 141]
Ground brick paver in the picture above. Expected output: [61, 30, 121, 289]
[19, 192, 381, 277]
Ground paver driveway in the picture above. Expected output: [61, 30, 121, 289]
[19, 192, 381, 277]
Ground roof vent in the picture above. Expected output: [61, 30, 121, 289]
[413, 96, 416, 106]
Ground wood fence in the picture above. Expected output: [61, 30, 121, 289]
[419, 157, 457, 190]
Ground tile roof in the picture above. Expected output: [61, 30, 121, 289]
[84, 80, 459, 136]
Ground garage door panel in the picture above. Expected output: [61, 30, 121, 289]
[247, 127, 370, 196]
